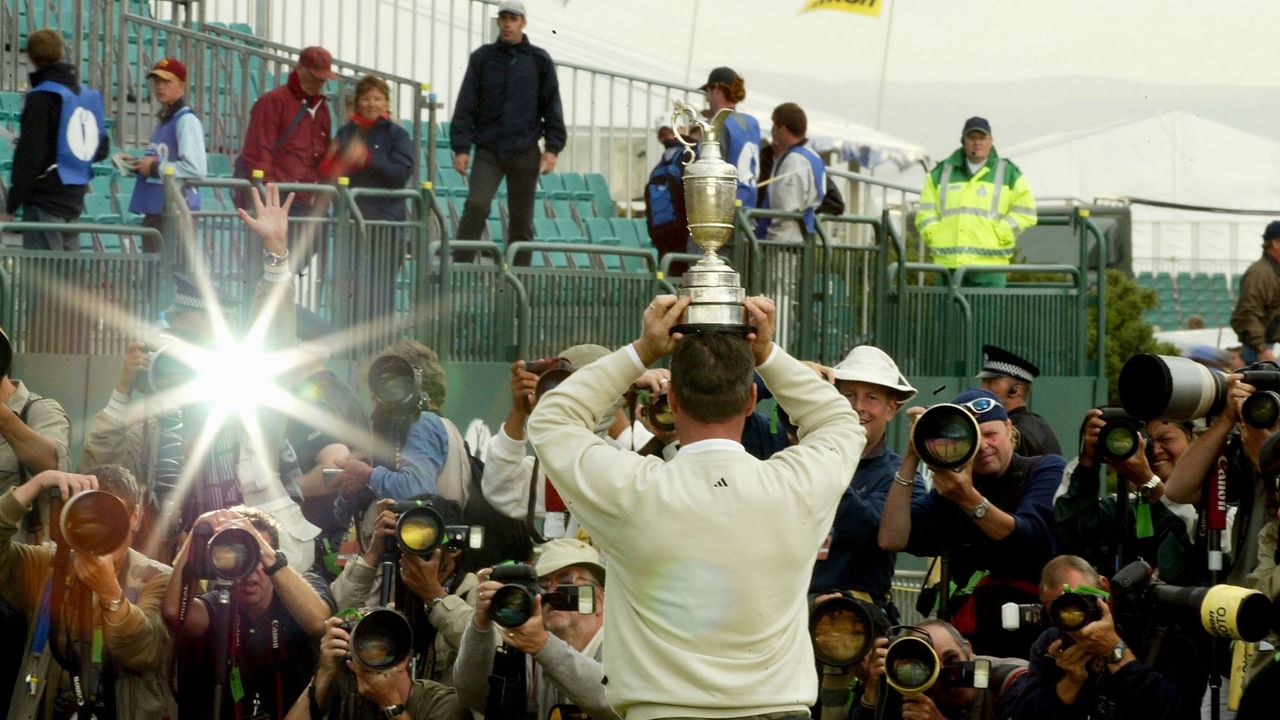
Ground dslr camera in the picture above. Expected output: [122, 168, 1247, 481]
[368, 355, 430, 416]
[489, 563, 597, 629]
[1111, 559, 1275, 641]
[1120, 354, 1280, 427]
[808, 592, 888, 667]
[525, 358, 574, 401]
[52, 487, 133, 558]
[189, 518, 263, 583]
[883, 626, 990, 697]
[1001, 586, 1106, 638]
[387, 499, 484, 558]
[1094, 407, 1145, 462]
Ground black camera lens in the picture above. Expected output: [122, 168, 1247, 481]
[885, 635, 940, 695]
[396, 506, 444, 557]
[649, 393, 675, 432]
[1242, 391, 1280, 429]
[1099, 423, 1139, 461]
[1050, 592, 1098, 632]
[809, 596, 875, 667]
[60, 490, 132, 557]
[368, 355, 422, 409]
[491, 585, 536, 628]
[207, 527, 261, 581]
[349, 608, 413, 671]
[912, 404, 980, 470]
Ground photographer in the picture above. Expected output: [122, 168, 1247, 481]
[453, 538, 617, 720]
[1, 465, 176, 718]
[525, 295, 864, 718]
[1235, 432, 1280, 715]
[163, 505, 335, 719]
[853, 620, 1027, 720]
[1055, 412, 1203, 584]
[80, 185, 320, 568]
[285, 613, 468, 720]
[1002, 555, 1182, 720]
[330, 496, 480, 685]
[482, 344, 617, 539]
[333, 340, 472, 519]
[1, 326, 71, 541]
[879, 388, 1063, 658]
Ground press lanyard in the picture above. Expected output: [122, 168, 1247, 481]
[230, 611, 285, 720]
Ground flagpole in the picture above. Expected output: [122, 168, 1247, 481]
[873, 0, 896, 130]
[684, 0, 701, 87]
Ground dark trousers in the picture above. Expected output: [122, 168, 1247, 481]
[20, 205, 79, 251]
[455, 145, 540, 264]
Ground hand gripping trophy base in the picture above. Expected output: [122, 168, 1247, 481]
[670, 251, 753, 337]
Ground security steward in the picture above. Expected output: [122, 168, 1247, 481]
[916, 116, 1037, 287]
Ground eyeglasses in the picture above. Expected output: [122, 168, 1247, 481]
[956, 397, 997, 416]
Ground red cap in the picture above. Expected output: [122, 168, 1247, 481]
[147, 57, 187, 83]
[298, 46, 337, 80]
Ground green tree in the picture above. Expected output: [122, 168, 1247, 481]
[1089, 269, 1179, 404]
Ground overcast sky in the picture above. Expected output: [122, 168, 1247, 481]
[532, 0, 1278, 88]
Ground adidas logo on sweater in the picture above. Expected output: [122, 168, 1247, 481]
[713, 478, 728, 488]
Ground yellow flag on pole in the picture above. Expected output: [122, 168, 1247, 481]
[800, 0, 883, 18]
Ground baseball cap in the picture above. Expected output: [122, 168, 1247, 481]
[1263, 220, 1280, 241]
[950, 388, 1009, 424]
[831, 345, 917, 402]
[962, 116, 992, 136]
[534, 538, 605, 583]
[976, 345, 1039, 384]
[559, 343, 611, 370]
[298, 46, 337, 80]
[498, 1, 526, 16]
[147, 57, 187, 83]
[699, 66, 741, 92]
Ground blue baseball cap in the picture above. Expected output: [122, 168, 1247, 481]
[950, 388, 1008, 424]
[962, 116, 992, 136]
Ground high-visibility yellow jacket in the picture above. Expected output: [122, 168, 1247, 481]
[915, 148, 1037, 269]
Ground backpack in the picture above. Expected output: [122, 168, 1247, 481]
[817, 172, 845, 216]
[645, 146, 689, 252]
[459, 447, 533, 571]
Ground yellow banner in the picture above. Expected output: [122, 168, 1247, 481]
[800, 0, 883, 17]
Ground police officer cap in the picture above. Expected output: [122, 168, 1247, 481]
[977, 344, 1039, 384]
[166, 273, 239, 316]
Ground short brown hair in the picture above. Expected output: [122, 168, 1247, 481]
[771, 103, 807, 139]
[26, 28, 64, 68]
[87, 464, 143, 512]
[670, 333, 755, 423]
[355, 74, 391, 103]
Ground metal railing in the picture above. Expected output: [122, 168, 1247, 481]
[827, 167, 921, 252]
[0, 224, 163, 354]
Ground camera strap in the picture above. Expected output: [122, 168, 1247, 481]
[527, 459, 547, 544]
[229, 608, 286, 720]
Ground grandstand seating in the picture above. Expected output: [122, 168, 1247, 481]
[1136, 270, 1241, 330]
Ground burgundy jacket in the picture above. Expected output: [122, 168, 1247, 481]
[237, 70, 331, 187]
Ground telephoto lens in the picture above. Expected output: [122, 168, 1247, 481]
[138, 338, 194, 396]
[884, 630, 941, 695]
[1049, 591, 1103, 633]
[395, 505, 445, 556]
[1241, 390, 1280, 429]
[59, 490, 132, 556]
[206, 526, 262, 582]
[809, 595, 878, 667]
[911, 405, 980, 470]
[490, 564, 542, 628]
[1119, 354, 1226, 421]
[341, 607, 414, 672]
[368, 355, 425, 414]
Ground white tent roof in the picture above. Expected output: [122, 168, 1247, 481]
[1003, 111, 1280, 209]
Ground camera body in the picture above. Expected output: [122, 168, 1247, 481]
[883, 626, 990, 696]
[525, 357, 574, 400]
[489, 563, 597, 629]
[1000, 589, 1103, 636]
[1095, 407, 1144, 462]
[1111, 560, 1272, 642]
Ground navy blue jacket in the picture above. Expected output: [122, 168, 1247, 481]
[332, 118, 415, 221]
[1002, 627, 1181, 720]
[449, 36, 566, 159]
[811, 444, 925, 600]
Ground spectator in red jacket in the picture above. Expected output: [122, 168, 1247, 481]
[236, 46, 335, 217]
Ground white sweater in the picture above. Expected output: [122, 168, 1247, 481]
[527, 343, 864, 719]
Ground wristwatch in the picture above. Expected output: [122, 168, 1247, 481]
[969, 497, 990, 519]
[1108, 640, 1128, 664]
[100, 595, 125, 613]
[381, 704, 406, 719]
[263, 249, 290, 268]
[1139, 476, 1161, 495]
[264, 550, 289, 577]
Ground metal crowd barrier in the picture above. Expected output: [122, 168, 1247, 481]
[0, 223, 163, 355]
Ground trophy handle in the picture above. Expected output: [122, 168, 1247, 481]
[671, 100, 702, 155]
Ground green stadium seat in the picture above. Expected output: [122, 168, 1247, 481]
[486, 219, 505, 247]
[83, 194, 120, 224]
[584, 173, 613, 217]
[549, 199, 574, 221]
[1175, 272, 1193, 288]
[207, 153, 233, 177]
[608, 217, 640, 247]
[1136, 271, 1156, 287]
[435, 167, 466, 193]
[437, 121, 451, 149]
[555, 218, 586, 243]
[573, 199, 596, 222]
[539, 173, 567, 199]
[89, 176, 113, 196]
[559, 172, 594, 202]
[533, 217, 562, 242]
[1191, 272, 1213, 291]
[584, 217, 618, 245]
[1154, 272, 1174, 289]
[116, 194, 142, 225]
